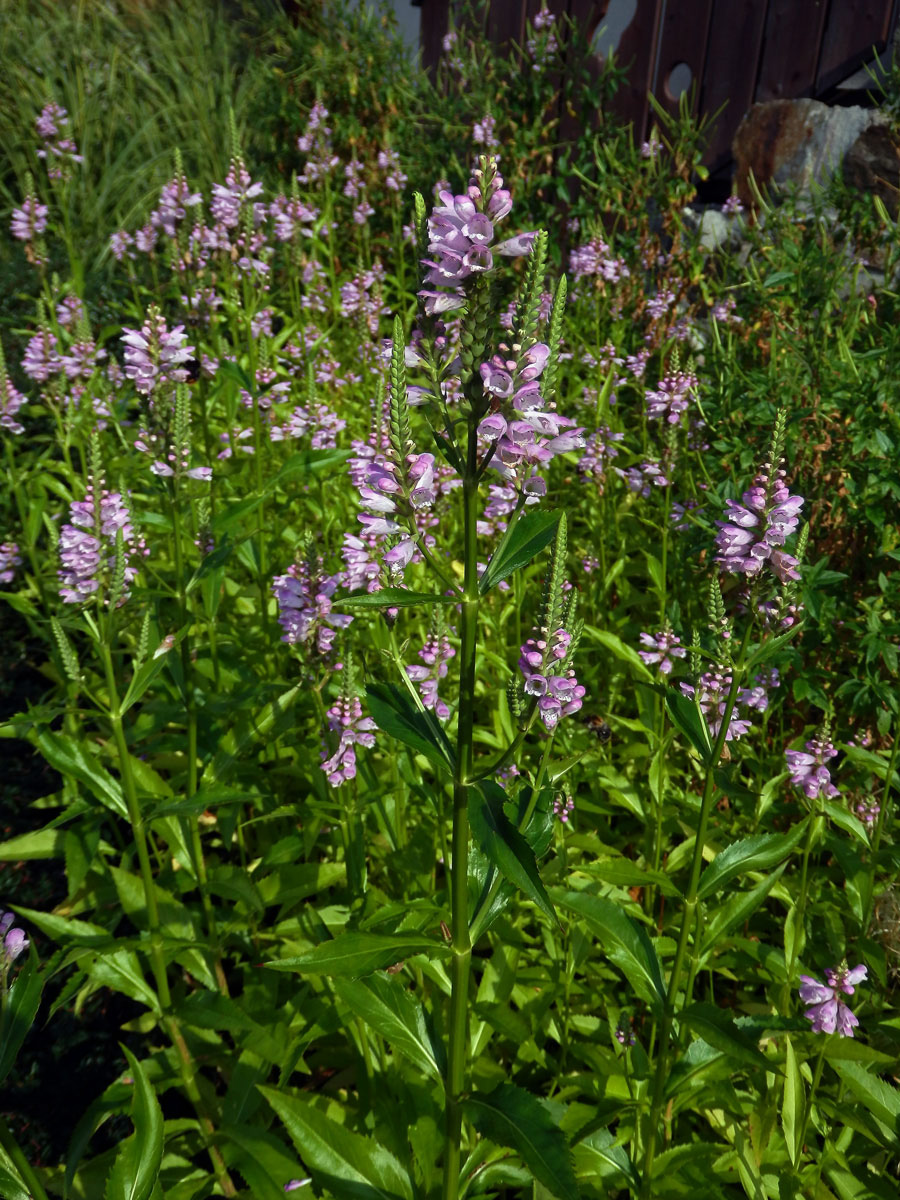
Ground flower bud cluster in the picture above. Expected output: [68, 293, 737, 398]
[638, 627, 687, 676]
[477, 339, 584, 499]
[419, 158, 535, 314]
[645, 370, 697, 424]
[36, 102, 83, 179]
[0, 911, 28, 968]
[0, 543, 22, 584]
[10, 192, 49, 265]
[799, 963, 866, 1037]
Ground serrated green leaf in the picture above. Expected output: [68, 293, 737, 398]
[260, 1087, 413, 1200]
[221, 1123, 310, 1200]
[830, 1060, 900, 1142]
[32, 730, 127, 817]
[366, 682, 454, 774]
[463, 1083, 579, 1200]
[470, 781, 556, 926]
[697, 821, 809, 900]
[554, 890, 666, 1013]
[679, 1003, 769, 1070]
[334, 975, 445, 1081]
[265, 932, 449, 977]
[104, 1047, 163, 1200]
[699, 866, 786, 960]
[479, 509, 560, 594]
[201, 685, 303, 789]
[573, 1127, 636, 1186]
[266, 449, 351, 493]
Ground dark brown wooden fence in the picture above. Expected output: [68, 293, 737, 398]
[417, 0, 900, 174]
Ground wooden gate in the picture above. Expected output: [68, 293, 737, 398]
[416, 0, 900, 174]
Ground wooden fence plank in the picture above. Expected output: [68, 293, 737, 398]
[608, 0, 665, 141]
[756, 0, 829, 101]
[653, 0, 714, 121]
[700, 0, 768, 170]
[816, 0, 897, 93]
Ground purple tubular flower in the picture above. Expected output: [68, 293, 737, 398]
[0, 369, 27, 434]
[121, 309, 193, 396]
[272, 559, 352, 655]
[519, 628, 585, 731]
[0, 543, 22, 584]
[645, 371, 696, 424]
[407, 630, 456, 720]
[785, 736, 839, 800]
[58, 484, 144, 605]
[321, 696, 376, 787]
[715, 466, 803, 582]
[638, 629, 687, 676]
[799, 963, 866, 1036]
[0, 911, 29, 966]
[10, 194, 48, 243]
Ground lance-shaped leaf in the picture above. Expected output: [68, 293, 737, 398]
[697, 820, 809, 900]
[470, 781, 556, 925]
[463, 1083, 579, 1200]
[554, 890, 666, 1014]
[366, 683, 454, 774]
[266, 931, 450, 978]
[202, 685, 303, 789]
[665, 688, 713, 763]
[782, 1037, 804, 1167]
[478, 509, 560, 594]
[260, 1087, 414, 1200]
[830, 1060, 900, 1143]
[0, 952, 42, 1087]
[335, 588, 456, 609]
[104, 1047, 163, 1200]
[32, 730, 127, 817]
[334, 975, 445, 1081]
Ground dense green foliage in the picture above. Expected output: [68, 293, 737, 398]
[1, 2, 899, 1199]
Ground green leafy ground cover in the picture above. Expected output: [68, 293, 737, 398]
[1, 2, 899, 1198]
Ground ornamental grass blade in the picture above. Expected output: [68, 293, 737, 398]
[463, 1083, 579, 1200]
[260, 1087, 414, 1200]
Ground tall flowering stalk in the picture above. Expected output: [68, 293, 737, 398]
[333, 157, 579, 1198]
[641, 415, 807, 1192]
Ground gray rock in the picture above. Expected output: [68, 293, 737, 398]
[733, 99, 890, 208]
